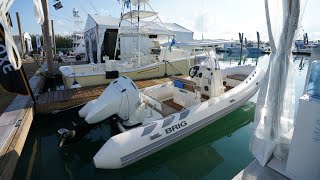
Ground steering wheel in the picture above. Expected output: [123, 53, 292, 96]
[189, 66, 199, 78]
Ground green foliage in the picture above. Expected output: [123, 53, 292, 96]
[30, 34, 73, 50]
[55, 35, 73, 48]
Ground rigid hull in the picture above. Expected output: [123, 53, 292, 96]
[60, 57, 193, 89]
[88, 65, 265, 169]
[227, 47, 248, 54]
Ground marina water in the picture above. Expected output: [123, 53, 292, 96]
[14, 53, 309, 180]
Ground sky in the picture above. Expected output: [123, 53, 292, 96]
[8, 0, 320, 42]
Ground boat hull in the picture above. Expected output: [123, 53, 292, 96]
[247, 47, 264, 54]
[60, 59, 193, 89]
[227, 47, 248, 54]
[93, 66, 265, 169]
[292, 48, 312, 55]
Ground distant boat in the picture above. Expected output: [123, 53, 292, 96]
[292, 44, 319, 55]
[59, 8, 86, 63]
[246, 53, 265, 59]
[221, 53, 248, 61]
[246, 47, 264, 54]
[227, 47, 248, 54]
[215, 46, 229, 53]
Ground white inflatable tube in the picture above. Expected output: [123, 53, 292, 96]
[93, 66, 265, 169]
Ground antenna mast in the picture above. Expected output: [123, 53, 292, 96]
[72, 8, 84, 33]
[202, 0, 204, 40]
[137, 0, 141, 67]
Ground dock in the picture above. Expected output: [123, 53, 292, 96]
[0, 63, 45, 180]
[0, 61, 85, 179]
[0, 57, 186, 179]
[232, 159, 289, 180]
[35, 76, 184, 114]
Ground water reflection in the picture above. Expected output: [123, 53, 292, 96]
[293, 55, 309, 70]
[217, 52, 269, 69]
[15, 101, 256, 180]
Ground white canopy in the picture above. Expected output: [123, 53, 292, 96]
[122, 10, 157, 20]
[129, 0, 149, 6]
[23, 32, 31, 40]
[23, 32, 33, 52]
[84, 14, 193, 63]
[162, 39, 235, 48]
[84, 15, 193, 35]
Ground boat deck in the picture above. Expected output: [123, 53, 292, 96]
[35, 76, 187, 114]
[233, 159, 289, 180]
[163, 99, 184, 111]
[227, 74, 248, 81]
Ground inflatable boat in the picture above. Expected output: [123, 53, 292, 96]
[58, 49, 265, 169]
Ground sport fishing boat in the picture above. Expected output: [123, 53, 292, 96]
[59, 39, 231, 88]
[58, 42, 265, 169]
[60, 0, 215, 89]
[59, 47, 196, 89]
[59, 8, 86, 63]
[227, 47, 248, 54]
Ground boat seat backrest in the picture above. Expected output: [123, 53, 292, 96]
[170, 76, 196, 85]
[170, 76, 199, 92]
[169, 76, 201, 108]
[140, 93, 178, 117]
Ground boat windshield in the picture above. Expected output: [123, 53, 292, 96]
[195, 52, 219, 69]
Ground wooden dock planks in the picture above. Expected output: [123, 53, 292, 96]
[35, 76, 184, 114]
[0, 62, 46, 180]
[0, 107, 34, 180]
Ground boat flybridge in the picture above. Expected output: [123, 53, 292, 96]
[58, 41, 265, 169]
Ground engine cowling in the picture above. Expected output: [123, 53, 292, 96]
[59, 76, 143, 147]
[81, 76, 142, 125]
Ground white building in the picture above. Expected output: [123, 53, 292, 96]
[83, 15, 194, 63]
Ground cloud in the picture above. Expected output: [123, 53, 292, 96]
[55, 20, 73, 35]
[174, 7, 268, 41]
[98, 8, 111, 16]
[175, 0, 266, 41]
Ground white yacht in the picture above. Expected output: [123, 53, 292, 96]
[226, 42, 248, 54]
[59, 1, 230, 89]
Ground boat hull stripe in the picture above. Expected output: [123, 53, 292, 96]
[179, 109, 190, 120]
[161, 116, 175, 128]
[141, 122, 157, 136]
[120, 85, 259, 167]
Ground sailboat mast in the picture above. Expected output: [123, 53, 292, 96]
[138, 0, 141, 67]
